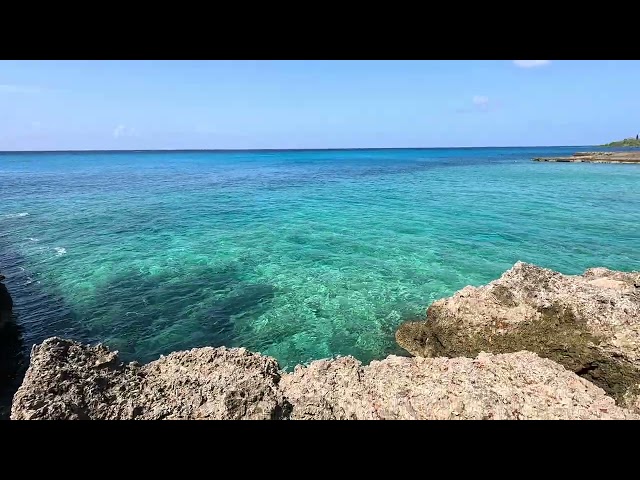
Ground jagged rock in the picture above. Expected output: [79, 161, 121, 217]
[10, 337, 288, 420]
[281, 356, 367, 420]
[280, 351, 636, 419]
[11, 336, 639, 420]
[396, 262, 640, 407]
[134, 347, 289, 420]
[9, 338, 144, 420]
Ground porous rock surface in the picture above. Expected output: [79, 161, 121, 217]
[10, 337, 288, 420]
[10, 337, 637, 420]
[396, 262, 640, 407]
[281, 351, 636, 419]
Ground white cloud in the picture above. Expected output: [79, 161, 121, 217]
[113, 125, 126, 138]
[113, 125, 138, 138]
[472, 95, 489, 107]
[513, 60, 551, 68]
[456, 95, 495, 114]
[0, 84, 43, 94]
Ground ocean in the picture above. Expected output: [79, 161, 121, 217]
[1, 147, 639, 395]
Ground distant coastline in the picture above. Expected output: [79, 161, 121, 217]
[0, 145, 597, 155]
[602, 138, 640, 148]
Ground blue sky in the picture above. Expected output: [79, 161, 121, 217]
[1, 60, 639, 150]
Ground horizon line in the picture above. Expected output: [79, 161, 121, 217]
[0, 145, 595, 154]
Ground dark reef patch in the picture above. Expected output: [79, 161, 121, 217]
[69, 262, 277, 364]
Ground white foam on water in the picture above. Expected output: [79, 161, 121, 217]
[6, 212, 29, 218]
[28, 237, 39, 242]
[54, 247, 67, 256]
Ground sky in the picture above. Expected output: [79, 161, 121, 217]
[1, 60, 639, 150]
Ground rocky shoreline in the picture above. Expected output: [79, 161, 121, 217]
[533, 151, 640, 164]
[7, 261, 640, 420]
[397, 262, 640, 410]
[10, 337, 637, 420]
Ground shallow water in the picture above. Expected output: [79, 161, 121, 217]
[1, 147, 639, 372]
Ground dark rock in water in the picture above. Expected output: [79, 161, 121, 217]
[395, 262, 640, 410]
[0, 282, 12, 308]
[0, 282, 13, 330]
[0, 321, 26, 420]
[0, 278, 22, 419]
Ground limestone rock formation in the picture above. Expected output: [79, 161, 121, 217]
[11, 336, 637, 420]
[136, 346, 289, 420]
[533, 151, 640, 163]
[396, 262, 640, 407]
[281, 352, 637, 420]
[10, 337, 288, 420]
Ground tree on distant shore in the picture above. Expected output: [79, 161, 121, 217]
[602, 136, 640, 146]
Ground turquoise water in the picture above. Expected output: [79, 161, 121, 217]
[1, 147, 639, 372]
